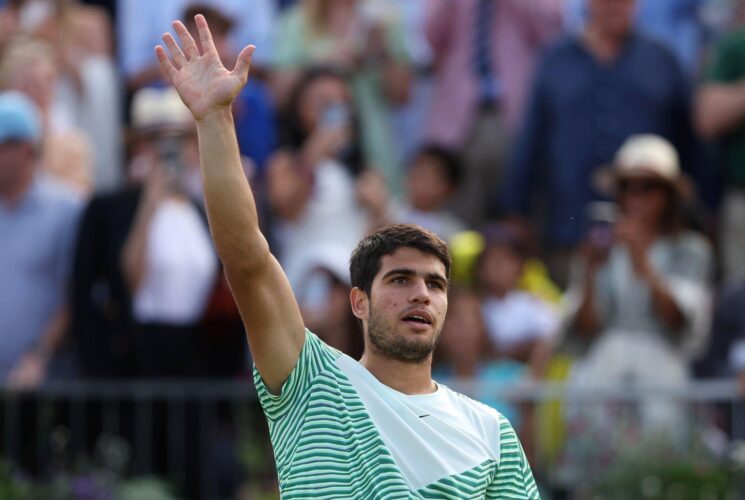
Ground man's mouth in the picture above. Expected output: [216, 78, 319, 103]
[401, 310, 433, 326]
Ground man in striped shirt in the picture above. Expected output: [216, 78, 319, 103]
[156, 15, 540, 499]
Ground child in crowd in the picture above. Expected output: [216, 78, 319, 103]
[360, 144, 467, 243]
[477, 223, 559, 365]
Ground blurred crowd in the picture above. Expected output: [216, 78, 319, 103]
[2, 0, 745, 469]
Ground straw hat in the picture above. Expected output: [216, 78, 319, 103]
[128, 87, 194, 140]
[594, 134, 694, 200]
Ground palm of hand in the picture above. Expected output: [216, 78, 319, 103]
[172, 56, 242, 121]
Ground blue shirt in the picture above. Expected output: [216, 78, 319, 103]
[564, 0, 708, 73]
[234, 80, 277, 174]
[0, 176, 82, 381]
[504, 33, 696, 246]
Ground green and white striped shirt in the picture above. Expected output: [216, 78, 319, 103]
[254, 330, 540, 499]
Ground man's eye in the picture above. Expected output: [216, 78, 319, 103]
[427, 281, 444, 290]
[392, 277, 408, 284]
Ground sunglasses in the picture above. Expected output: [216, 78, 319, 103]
[617, 178, 667, 195]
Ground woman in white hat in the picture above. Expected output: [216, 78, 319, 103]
[560, 134, 714, 460]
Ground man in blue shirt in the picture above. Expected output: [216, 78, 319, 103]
[504, 0, 699, 285]
[0, 92, 82, 388]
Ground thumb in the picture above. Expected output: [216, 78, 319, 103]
[232, 45, 256, 81]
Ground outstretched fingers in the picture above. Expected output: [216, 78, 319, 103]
[155, 45, 178, 82]
[161, 32, 186, 69]
[194, 14, 218, 57]
[232, 45, 256, 82]
[173, 20, 200, 59]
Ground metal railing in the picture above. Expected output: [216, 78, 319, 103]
[1, 378, 743, 499]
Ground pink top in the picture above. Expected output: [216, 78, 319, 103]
[424, 0, 563, 147]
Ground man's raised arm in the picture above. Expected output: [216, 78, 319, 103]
[155, 15, 304, 393]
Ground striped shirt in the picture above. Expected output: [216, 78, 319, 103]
[254, 330, 540, 499]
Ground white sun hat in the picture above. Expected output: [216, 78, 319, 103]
[594, 134, 694, 200]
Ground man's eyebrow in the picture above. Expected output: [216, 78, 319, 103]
[382, 268, 449, 284]
[382, 268, 417, 279]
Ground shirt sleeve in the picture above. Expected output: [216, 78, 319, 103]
[487, 415, 541, 499]
[252, 330, 340, 421]
[707, 33, 745, 84]
[664, 234, 714, 358]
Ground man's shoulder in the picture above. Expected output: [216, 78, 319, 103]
[438, 382, 505, 425]
[32, 176, 83, 226]
[540, 35, 582, 64]
[629, 32, 683, 68]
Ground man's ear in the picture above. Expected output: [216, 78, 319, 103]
[350, 287, 369, 320]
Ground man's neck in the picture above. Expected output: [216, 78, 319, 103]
[582, 26, 629, 63]
[360, 352, 437, 395]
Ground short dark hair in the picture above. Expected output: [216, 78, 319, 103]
[183, 4, 235, 35]
[349, 224, 451, 296]
[413, 144, 462, 187]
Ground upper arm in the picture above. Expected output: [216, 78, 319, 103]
[507, 0, 563, 46]
[222, 234, 305, 395]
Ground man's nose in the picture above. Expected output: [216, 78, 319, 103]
[409, 279, 430, 303]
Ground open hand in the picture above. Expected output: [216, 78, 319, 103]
[155, 15, 255, 122]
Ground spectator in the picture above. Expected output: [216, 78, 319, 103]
[0, 0, 122, 192]
[425, 0, 561, 226]
[695, 4, 745, 286]
[70, 87, 244, 379]
[425, 0, 563, 227]
[505, 0, 699, 286]
[477, 223, 559, 366]
[565, 0, 712, 74]
[266, 68, 371, 290]
[0, 91, 82, 388]
[563, 135, 713, 429]
[119, 0, 277, 91]
[0, 36, 95, 196]
[359, 144, 467, 244]
[273, 0, 411, 192]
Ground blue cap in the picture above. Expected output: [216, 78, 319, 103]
[0, 91, 42, 145]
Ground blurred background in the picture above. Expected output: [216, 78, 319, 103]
[1, 0, 745, 498]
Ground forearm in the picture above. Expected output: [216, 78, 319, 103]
[575, 271, 602, 337]
[121, 197, 158, 292]
[695, 82, 745, 138]
[646, 272, 685, 334]
[32, 308, 70, 360]
[196, 109, 268, 269]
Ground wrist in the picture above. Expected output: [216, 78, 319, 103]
[195, 107, 234, 127]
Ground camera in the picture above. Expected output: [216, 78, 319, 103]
[586, 201, 618, 249]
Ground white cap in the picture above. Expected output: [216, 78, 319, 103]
[613, 134, 680, 182]
[130, 87, 193, 133]
[594, 134, 693, 200]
